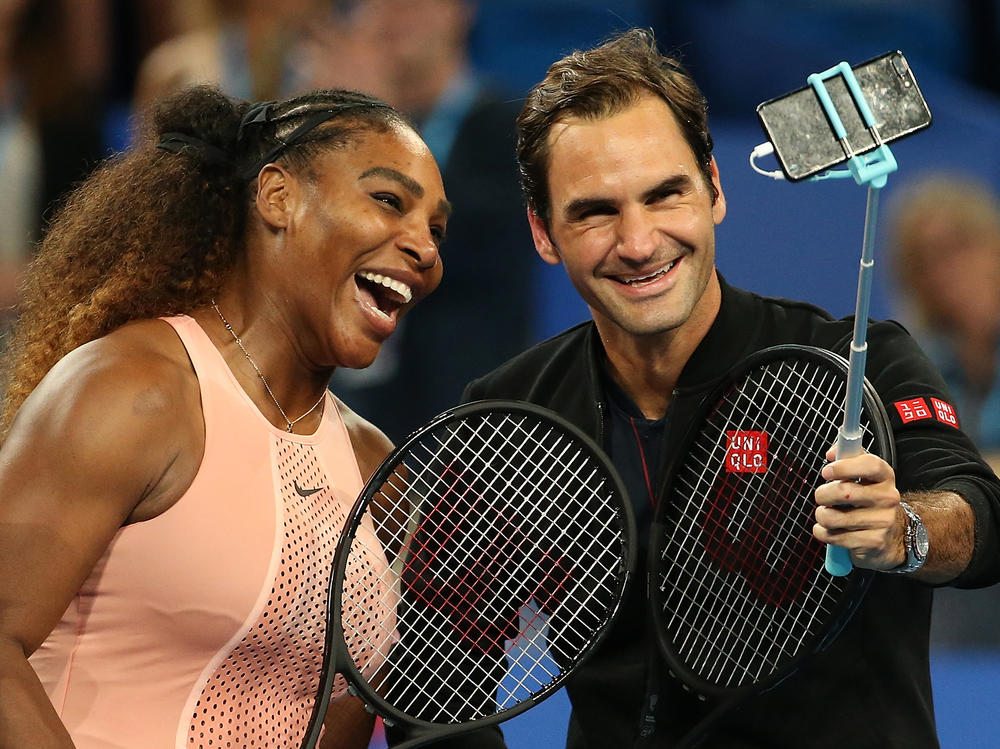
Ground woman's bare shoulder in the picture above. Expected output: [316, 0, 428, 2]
[5, 318, 205, 521]
[333, 396, 394, 483]
[25, 319, 197, 423]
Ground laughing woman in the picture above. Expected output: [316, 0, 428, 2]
[0, 85, 449, 749]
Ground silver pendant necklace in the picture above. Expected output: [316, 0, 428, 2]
[212, 302, 326, 433]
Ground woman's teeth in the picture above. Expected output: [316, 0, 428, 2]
[358, 271, 412, 303]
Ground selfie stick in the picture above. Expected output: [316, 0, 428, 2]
[804, 62, 898, 576]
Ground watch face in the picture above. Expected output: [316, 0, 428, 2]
[914, 522, 930, 559]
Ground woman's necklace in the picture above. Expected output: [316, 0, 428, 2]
[212, 302, 326, 433]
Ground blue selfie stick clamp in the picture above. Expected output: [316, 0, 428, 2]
[804, 61, 898, 576]
[806, 61, 898, 189]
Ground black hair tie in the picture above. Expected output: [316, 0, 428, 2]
[156, 132, 233, 167]
[236, 100, 276, 142]
[235, 101, 391, 180]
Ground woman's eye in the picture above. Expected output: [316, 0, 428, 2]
[374, 193, 403, 211]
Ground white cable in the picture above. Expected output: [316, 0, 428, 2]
[749, 141, 785, 180]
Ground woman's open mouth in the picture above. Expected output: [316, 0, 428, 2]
[355, 271, 413, 324]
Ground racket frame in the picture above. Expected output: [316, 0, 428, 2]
[648, 344, 894, 702]
[302, 399, 636, 748]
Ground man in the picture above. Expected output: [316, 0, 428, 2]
[453, 29, 1000, 748]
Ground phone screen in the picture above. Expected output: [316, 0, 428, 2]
[756, 50, 932, 181]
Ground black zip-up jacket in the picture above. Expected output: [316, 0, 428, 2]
[438, 277, 1000, 749]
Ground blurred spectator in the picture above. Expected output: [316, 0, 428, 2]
[0, 0, 109, 334]
[317, 0, 536, 442]
[888, 174, 1000, 465]
[0, 0, 39, 322]
[888, 173, 1000, 651]
[132, 0, 323, 110]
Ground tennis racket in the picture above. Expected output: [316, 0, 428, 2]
[300, 400, 635, 749]
[648, 345, 893, 746]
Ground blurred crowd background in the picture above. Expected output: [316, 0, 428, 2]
[2, 1, 999, 746]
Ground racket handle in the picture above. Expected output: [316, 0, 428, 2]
[825, 429, 863, 576]
[825, 545, 853, 576]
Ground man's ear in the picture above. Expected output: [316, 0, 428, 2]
[527, 207, 561, 266]
[709, 157, 727, 226]
[254, 164, 294, 230]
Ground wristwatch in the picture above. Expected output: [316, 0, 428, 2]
[887, 501, 929, 574]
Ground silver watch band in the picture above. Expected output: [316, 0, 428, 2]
[885, 501, 928, 574]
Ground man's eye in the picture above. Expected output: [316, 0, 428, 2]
[374, 193, 403, 210]
[648, 190, 680, 204]
[577, 206, 616, 220]
[430, 225, 447, 246]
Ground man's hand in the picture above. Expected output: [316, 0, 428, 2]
[813, 445, 906, 571]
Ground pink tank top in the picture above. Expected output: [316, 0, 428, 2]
[29, 315, 395, 748]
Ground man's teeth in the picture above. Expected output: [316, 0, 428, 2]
[625, 261, 677, 285]
[359, 271, 412, 303]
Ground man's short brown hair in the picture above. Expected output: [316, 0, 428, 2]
[516, 28, 716, 224]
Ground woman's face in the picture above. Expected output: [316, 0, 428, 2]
[275, 122, 449, 370]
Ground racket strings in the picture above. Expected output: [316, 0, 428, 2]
[340, 410, 629, 724]
[676, 366, 856, 676]
[671, 365, 841, 625]
[394, 418, 618, 649]
[388, 429, 616, 716]
[385, 431, 616, 717]
[656, 357, 876, 690]
[668, 366, 845, 681]
[363, 439, 615, 711]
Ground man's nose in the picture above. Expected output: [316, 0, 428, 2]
[616, 206, 658, 262]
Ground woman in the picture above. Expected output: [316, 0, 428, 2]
[0, 85, 449, 748]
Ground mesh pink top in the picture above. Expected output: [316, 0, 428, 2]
[29, 315, 396, 748]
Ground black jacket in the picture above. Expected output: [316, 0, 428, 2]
[446, 277, 1000, 749]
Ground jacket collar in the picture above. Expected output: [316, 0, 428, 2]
[675, 272, 762, 390]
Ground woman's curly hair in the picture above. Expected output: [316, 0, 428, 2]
[0, 84, 406, 436]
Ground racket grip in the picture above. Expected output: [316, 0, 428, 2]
[826, 428, 863, 576]
[825, 544, 853, 576]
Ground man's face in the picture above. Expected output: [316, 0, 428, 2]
[529, 95, 726, 342]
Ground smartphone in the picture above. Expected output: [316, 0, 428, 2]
[756, 50, 932, 181]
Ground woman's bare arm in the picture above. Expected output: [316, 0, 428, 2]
[0, 325, 203, 747]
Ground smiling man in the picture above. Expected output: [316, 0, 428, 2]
[526, 93, 724, 420]
[448, 28, 1000, 749]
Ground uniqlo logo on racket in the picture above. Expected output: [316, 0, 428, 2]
[930, 397, 960, 428]
[725, 431, 768, 473]
[894, 397, 932, 424]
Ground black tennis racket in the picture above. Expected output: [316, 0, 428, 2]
[300, 400, 635, 749]
[649, 345, 893, 746]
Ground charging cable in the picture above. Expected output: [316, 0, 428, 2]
[749, 142, 784, 179]
[749, 141, 858, 182]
